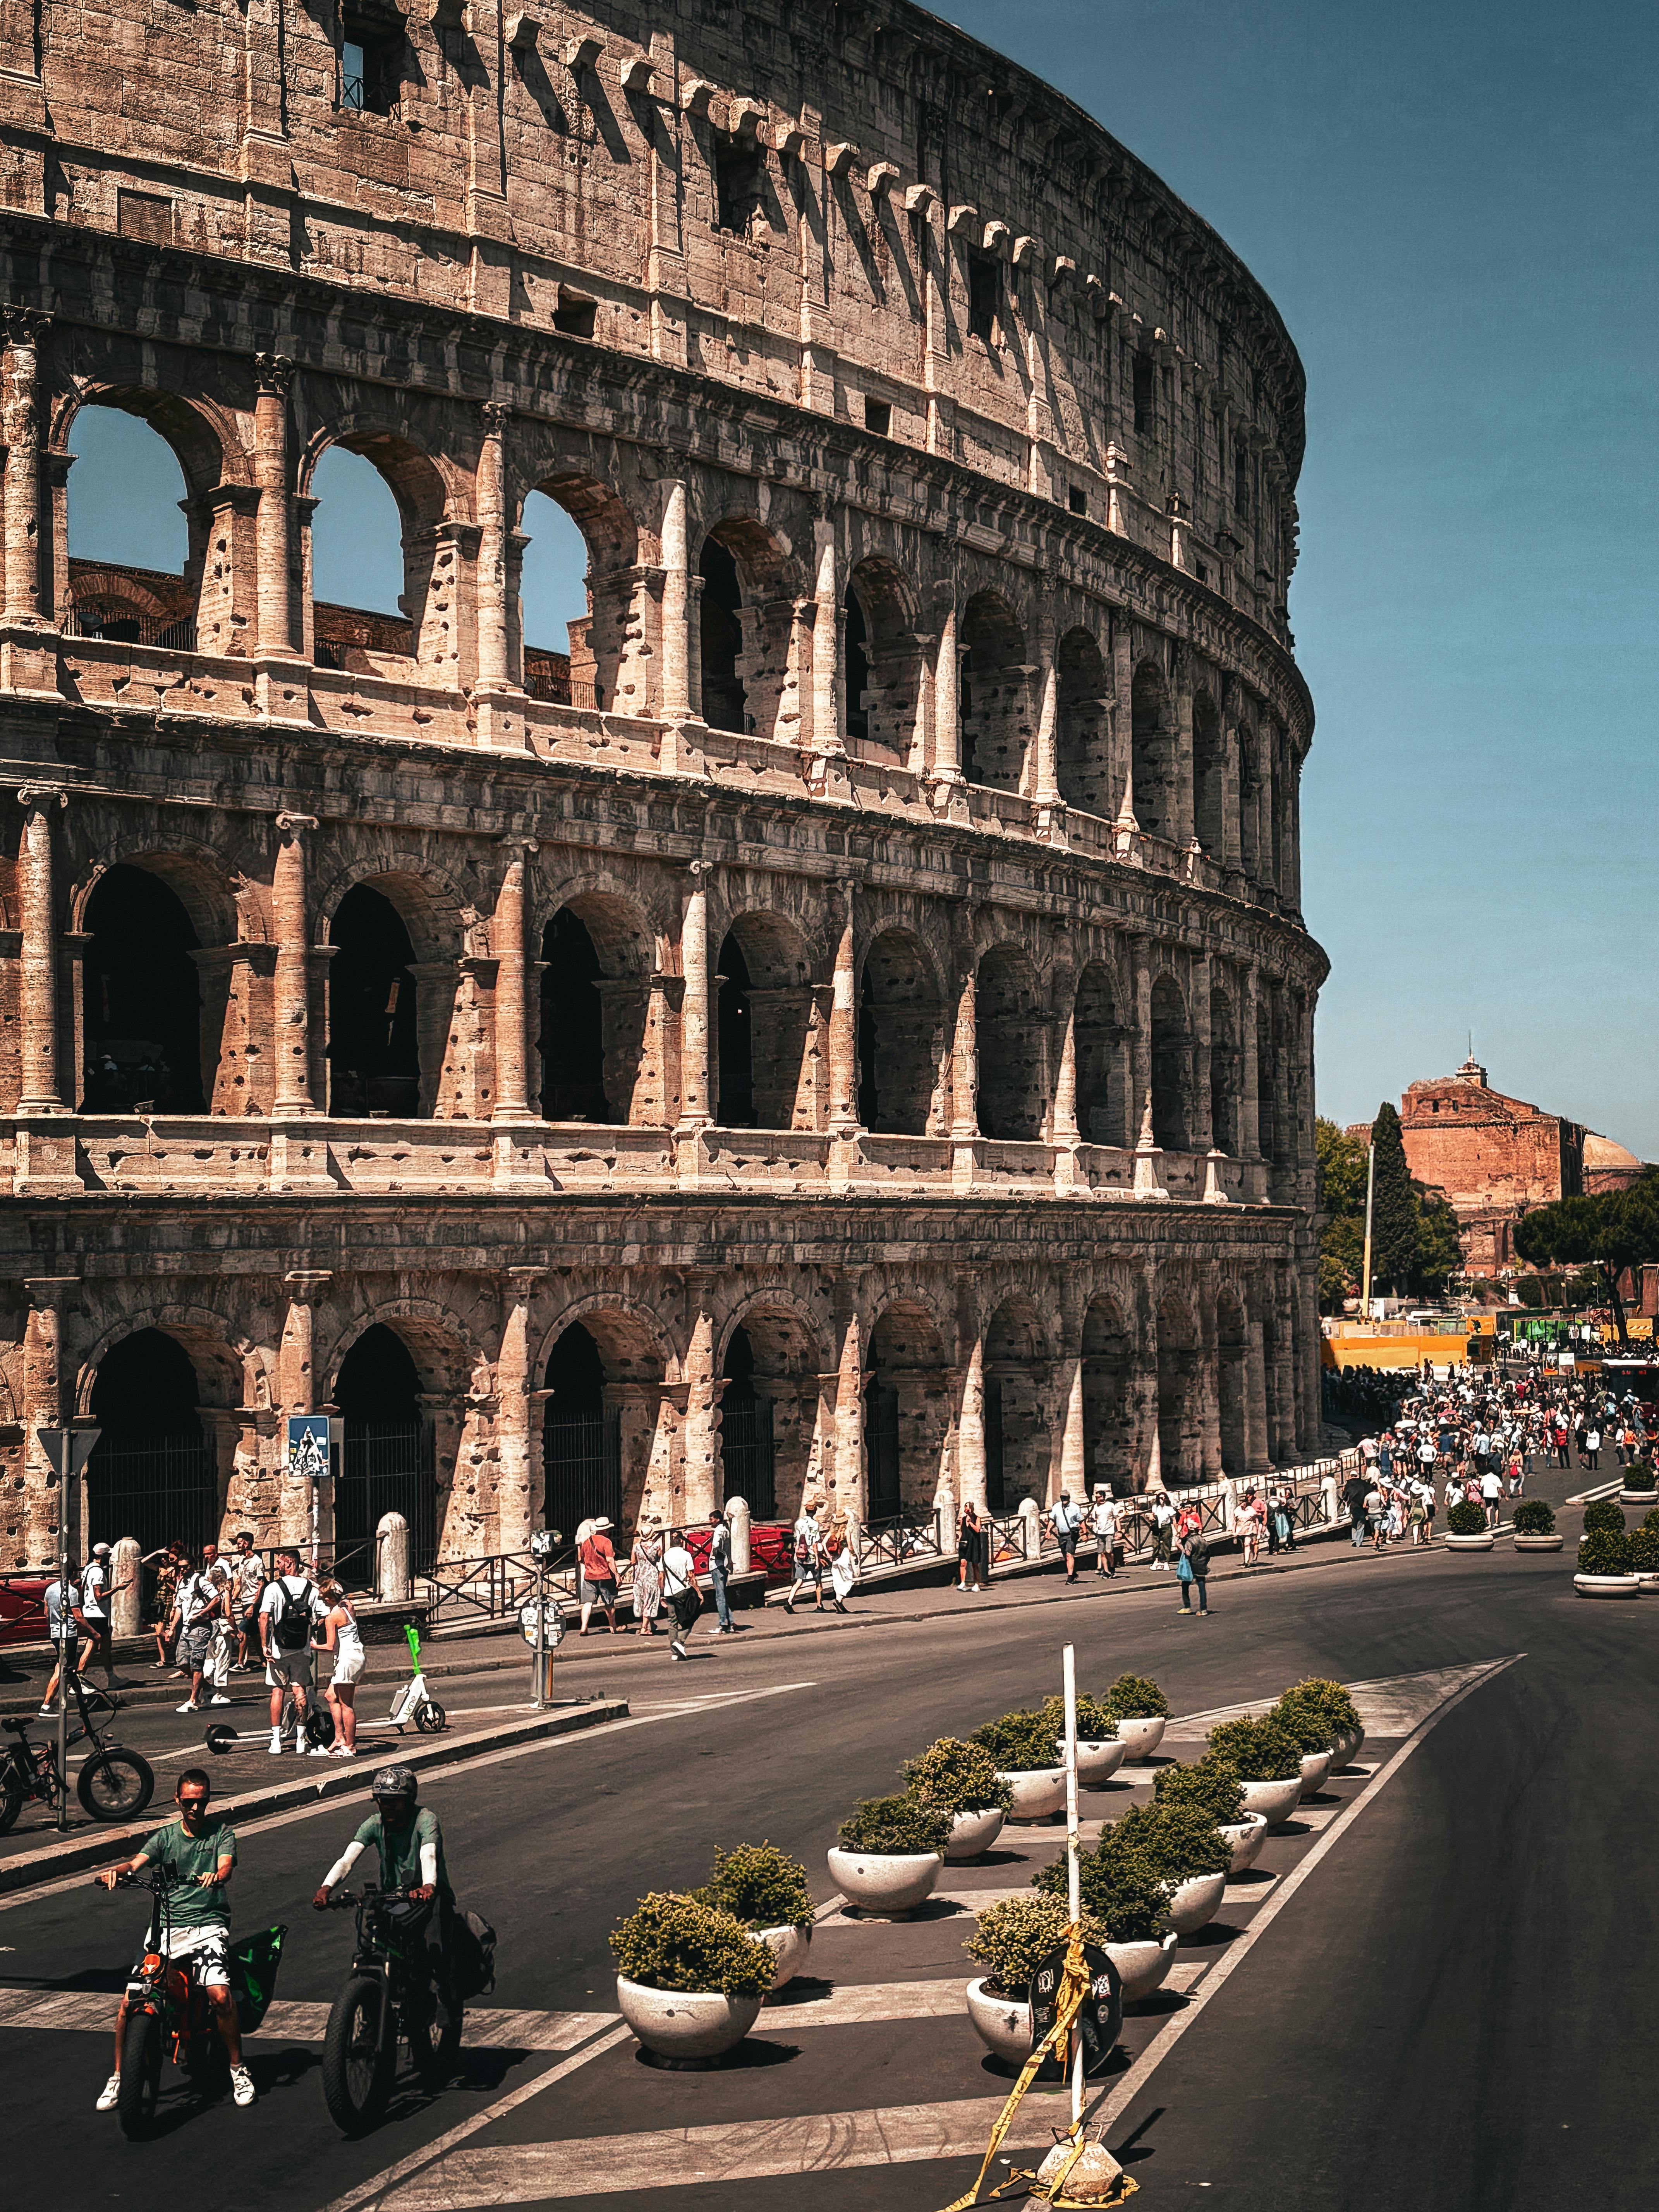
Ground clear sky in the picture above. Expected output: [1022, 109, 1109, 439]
[65, 2, 1657, 1150]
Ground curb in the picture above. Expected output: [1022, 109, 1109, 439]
[0, 1696, 627, 1893]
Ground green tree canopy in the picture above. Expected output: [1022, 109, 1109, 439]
[1369, 1102, 1419, 1296]
[1514, 1170, 1659, 1345]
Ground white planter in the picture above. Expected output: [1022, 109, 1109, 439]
[1444, 1533, 1494, 1551]
[1237, 1774, 1304, 1826]
[965, 1977, 1032, 2065]
[826, 1845, 943, 1917]
[757, 1923, 811, 1992]
[1066, 1738, 1129, 1787]
[944, 1805, 1007, 1862]
[1219, 1812, 1268, 1874]
[1113, 1716, 1167, 1762]
[1637, 1573, 1659, 1593]
[1163, 1869, 1226, 1936]
[1106, 1929, 1179, 2003]
[1618, 1491, 1658, 1506]
[1513, 1534, 1563, 1552]
[1573, 1573, 1642, 1600]
[999, 1767, 1067, 1822]
[615, 1975, 762, 2067]
[1298, 1748, 1334, 1802]
[1330, 1724, 1367, 1771]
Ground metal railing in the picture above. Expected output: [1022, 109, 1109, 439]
[62, 607, 197, 651]
[854, 1508, 946, 1575]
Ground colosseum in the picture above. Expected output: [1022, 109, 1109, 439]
[0, 0, 1327, 1582]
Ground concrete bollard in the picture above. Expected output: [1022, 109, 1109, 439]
[376, 1511, 412, 1604]
[110, 1536, 143, 1638]
[726, 1494, 751, 1576]
[1019, 1494, 1043, 1556]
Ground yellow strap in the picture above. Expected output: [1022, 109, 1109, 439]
[937, 1926, 1092, 2212]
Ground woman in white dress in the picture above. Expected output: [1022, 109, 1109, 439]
[314, 1580, 364, 1757]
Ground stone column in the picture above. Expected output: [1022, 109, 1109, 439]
[472, 401, 526, 747]
[657, 476, 692, 723]
[491, 838, 536, 1122]
[271, 812, 318, 1115]
[831, 1273, 865, 1516]
[1111, 620, 1137, 838]
[1129, 934, 1152, 1132]
[956, 1327, 987, 1514]
[1031, 595, 1060, 809]
[680, 1283, 720, 1520]
[931, 600, 961, 781]
[828, 881, 858, 1133]
[1059, 1349, 1087, 1497]
[15, 785, 65, 1112]
[251, 352, 297, 660]
[676, 860, 713, 1131]
[1190, 952, 1213, 1154]
[1239, 963, 1261, 1165]
[496, 1267, 543, 1552]
[2, 309, 48, 627]
[1244, 1298, 1271, 1473]
[1052, 996, 1081, 1190]
[809, 503, 844, 774]
[22, 1276, 78, 1556]
[1273, 1269, 1297, 1464]
[950, 963, 978, 1139]
[278, 1269, 329, 1545]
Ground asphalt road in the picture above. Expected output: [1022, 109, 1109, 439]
[3, 1462, 1650, 2211]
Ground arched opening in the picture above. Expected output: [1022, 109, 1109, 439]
[537, 896, 652, 1125]
[982, 1300, 1049, 1511]
[85, 1329, 215, 1557]
[1056, 628, 1111, 817]
[1217, 1291, 1248, 1474]
[80, 864, 204, 1113]
[720, 1325, 775, 1516]
[1157, 1294, 1200, 1488]
[1257, 1000, 1279, 1164]
[699, 535, 746, 733]
[307, 445, 420, 673]
[1238, 726, 1261, 881]
[542, 1322, 620, 1540]
[1150, 977, 1190, 1153]
[1073, 963, 1127, 1148]
[865, 1303, 949, 1526]
[1131, 661, 1175, 841]
[975, 945, 1047, 1142]
[336, 1324, 434, 1577]
[960, 593, 1029, 792]
[844, 586, 870, 749]
[64, 404, 196, 644]
[519, 476, 643, 713]
[328, 883, 421, 1118]
[715, 929, 754, 1127]
[1081, 1297, 1133, 1496]
[719, 1304, 821, 1521]
[844, 559, 921, 764]
[857, 930, 941, 1135]
[697, 520, 797, 743]
[1193, 690, 1223, 857]
[716, 915, 813, 1131]
[1210, 986, 1238, 1155]
[518, 490, 590, 703]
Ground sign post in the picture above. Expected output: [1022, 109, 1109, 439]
[526, 1528, 562, 1707]
[36, 1426, 101, 1832]
[285, 1415, 336, 1578]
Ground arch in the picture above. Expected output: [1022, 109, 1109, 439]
[1193, 689, 1224, 857]
[717, 910, 814, 1131]
[519, 471, 645, 714]
[718, 1297, 822, 1522]
[335, 1322, 436, 1575]
[1150, 975, 1191, 1153]
[857, 928, 944, 1136]
[540, 1302, 670, 1540]
[84, 1328, 217, 1556]
[697, 517, 799, 741]
[960, 591, 1030, 792]
[865, 1298, 950, 1525]
[982, 1295, 1051, 1511]
[1081, 1293, 1133, 1496]
[80, 862, 205, 1114]
[1156, 1291, 1200, 1489]
[1073, 962, 1128, 1148]
[538, 890, 656, 1125]
[1056, 627, 1111, 817]
[1257, 995, 1280, 1164]
[1210, 983, 1239, 1156]
[1238, 724, 1262, 881]
[1216, 1286, 1248, 1475]
[1131, 659, 1176, 841]
[844, 556, 922, 765]
[975, 943, 1047, 1142]
[300, 426, 451, 677]
[326, 881, 422, 1119]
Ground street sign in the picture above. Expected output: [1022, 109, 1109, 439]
[36, 1427, 101, 1480]
[520, 1602, 565, 1647]
[1028, 1941, 1122, 2078]
[530, 1527, 563, 1561]
[286, 1413, 334, 1485]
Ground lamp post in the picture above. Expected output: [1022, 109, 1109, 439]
[1361, 1141, 1376, 1323]
[36, 1425, 102, 1832]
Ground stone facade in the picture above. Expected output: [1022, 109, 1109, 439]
[0, 0, 1326, 1574]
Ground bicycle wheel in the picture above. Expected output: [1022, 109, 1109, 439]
[0, 1771, 23, 1835]
[409, 1996, 463, 2090]
[78, 1748, 155, 1824]
[322, 1974, 391, 2135]
[117, 2009, 162, 2140]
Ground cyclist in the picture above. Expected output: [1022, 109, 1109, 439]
[93, 1768, 256, 2112]
[312, 1765, 455, 2014]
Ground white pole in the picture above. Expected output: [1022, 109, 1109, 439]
[1361, 1141, 1376, 1322]
[1063, 1641, 1082, 2127]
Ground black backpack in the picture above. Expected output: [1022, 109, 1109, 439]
[271, 1577, 314, 1652]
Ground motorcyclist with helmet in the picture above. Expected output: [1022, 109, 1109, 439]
[312, 1764, 455, 2017]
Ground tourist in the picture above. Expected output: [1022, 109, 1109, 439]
[1176, 1521, 1210, 1616]
[782, 1498, 825, 1615]
[706, 1508, 735, 1634]
[957, 1500, 988, 1593]
[1150, 1492, 1176, 1571]
[660, 1529, 700, 1659]
[1091, 1489, 1121, 1578]
[313, 1580, 364, 1757]
[147, 1539, 187, 1669]
[826, 1510, 857, 1611]
[1343, 1466, 1370, 1547]
[1584, 1424, 1601, 1472]
[1239, 1488, 1266, 1566]
[1270, 1487, 1296, 1553]
[1047, 1491, 1083, 1582]
[232, 1532, 266, 1670]
[629, 1519, 664, 1637]
[576, 1516, 619, 1636]
[1480, 1464, 1503, 1529]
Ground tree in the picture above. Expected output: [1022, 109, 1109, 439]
[1369, 1102, 1418, 1297]
[1514, 1170, 1659, 1347]
[1412, 1190, 1463, 1297]
[1315, 1117, 1369, 1218]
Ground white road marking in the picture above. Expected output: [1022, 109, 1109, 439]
[1163, 1660, 1511, 1741]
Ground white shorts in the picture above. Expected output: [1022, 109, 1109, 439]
[129, 1922, 230, 1991]
[330, 1645, 365, 1688]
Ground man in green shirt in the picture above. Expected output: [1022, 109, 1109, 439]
[313, 1765, 455, 2016]
[93, 1769, 255, 2112]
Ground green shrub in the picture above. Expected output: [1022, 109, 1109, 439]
[700, 1842, 813, 1930]
[1629, 1525, 1659, 1573]
[610, 1892, 775, 1997]
[1103, 1674, 1171, 1724]
[963, 1894, 1106, 1995]
[1206, 1714, 1302, 1783]
[1511, 1499, 1556, 1536]
[1578, 1529, 1634, 1576]
[1644, 1507, 1659, 1534]
[1446, 1501, 1487, 1537]
[901, 1737, 1014, 1816]
[1276, 1678, 1361, 1738]
[1271, 1694, 1336, 1756]
[971, 1709, 1064, 1773]
[1039, 1693, 1118, 1742]
[1031, 1834, 1172, 1944]
[1583, 1499, 1626, 1535]
[1152, 1757, 1246, 1828]
[836, 1794, 952, 1855]
[1111, 1800, 1232, 1880]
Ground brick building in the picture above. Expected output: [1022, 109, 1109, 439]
[0, 0, 1326, 1578]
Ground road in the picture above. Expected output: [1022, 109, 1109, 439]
[2, 1463, 1651, 2211]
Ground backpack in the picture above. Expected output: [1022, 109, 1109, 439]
[449, 1907, 497, 1999]
[1184, 1532, 1209, 1571]
[271, 1577, 314, 1652]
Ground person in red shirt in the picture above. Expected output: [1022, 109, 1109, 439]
[577, 1517, 619, 1636]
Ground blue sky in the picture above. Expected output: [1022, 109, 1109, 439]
[67, 0, 1658, 1150]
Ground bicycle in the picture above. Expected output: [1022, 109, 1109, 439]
[0, 1676, 155, 1833]
[104, 1865, 228, 2138]
[320, 1885, 463, 2134]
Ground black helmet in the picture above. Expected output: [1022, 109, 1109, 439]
[370, 1763, 417, 1802]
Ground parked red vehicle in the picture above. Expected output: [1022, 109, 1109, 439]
[0, 1576, 49, 1647]
[675, 1523, 794, 1584]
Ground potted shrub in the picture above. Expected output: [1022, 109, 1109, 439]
[1583, 1499, 1626, 1534]
[1269, 1692, 1338, 1801]
[961, 1893, 1107, 2068]
[1154, 1755, 1265, 1873]
[1444, 1499, 1494, 1552]
[1040, 1693, 1129, 1788]
[1278, 1678, 1366, 1770]
[700, 1842, 814, 1994]
[1206, 1714, 1305, 1827]
[610, 1891, 774, 2067]
[1511, 1499, 1562, 1554]
[1111, 1800, 1233, 1935]
[1574, 1527, 1640, 1599]
[828, 1795, 951, 1916]
[1619, 1460, 1658, 1505]
[1033, 1831, 1176, 2001]
[902, 1738, 1014, 1862]
[1103, 1673, 1172, 1763]
[1629, 1521, 1659, 1589]
[970, 1709, 1067, 1821]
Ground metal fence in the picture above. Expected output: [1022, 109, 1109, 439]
[63, 607, 197, 652]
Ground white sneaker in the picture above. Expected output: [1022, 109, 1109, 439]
[230, 2065, 256, 2107]
[208, 1695, 232, 1706]
[307, 1743, 332, 1757]
[96, 2073, 121, 2112]
[175, 1700, 202, 1714]
[268, 1731, 284, 1755]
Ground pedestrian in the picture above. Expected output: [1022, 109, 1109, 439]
[170, 1546, 225, 1714]
[1176, 1522, 1210, 1615]
[1271, 1489, 1296, 1553]
[1364, 1479, 1386, 1551]
[661, 1528, 700, 1660]
[259, 1546, 328, 1755]
[76, 1542, 134, 1694]
[1343, 1467, 1370, 1548]
[1151, 1492, 1176, 1571]
[576, 1516, 620, 1636]
[629, 1519, 664, 1637]
[38, 1566, 88, 1717]
[826, 1509, 858, 1610]
[1091, 1488, 1121, 1578]
[1480, 1465, 1503, 1529]
[1047, 1491, 1082, 1582]
[783, 1498, 825, 1614]
[1585, 1425, 1601, 1472]
[148, 1539, 187, 1669]
[957, 1500, 988, 1593]
[231, 1532, 266, 1670]
[1408, 1484, 1427, 1546]
[313, 1580, 364, 1757]
[1239, 1488, 1266, 1566]
[706, 1508, 735, 1633]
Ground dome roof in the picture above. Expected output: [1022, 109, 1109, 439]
[1583, 1132, 1642, 1171]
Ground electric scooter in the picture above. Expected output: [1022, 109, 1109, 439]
[203, 1625, 445, 1757]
